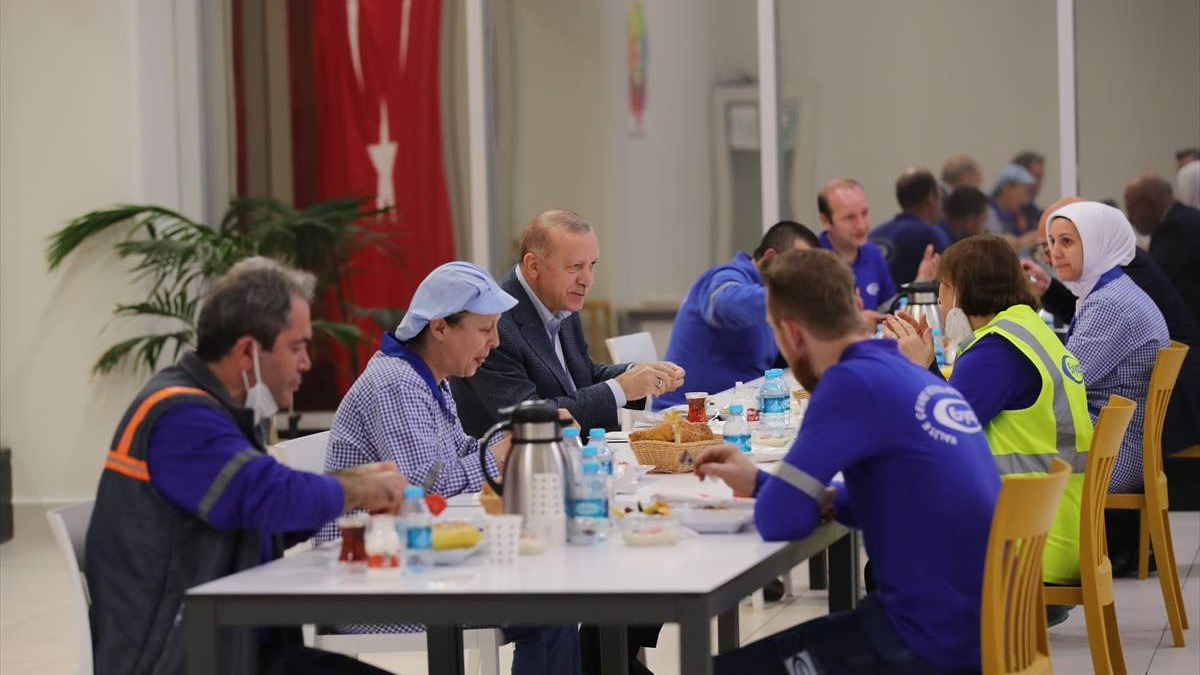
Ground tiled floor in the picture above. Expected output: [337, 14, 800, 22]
[2, 504, 1197, 674]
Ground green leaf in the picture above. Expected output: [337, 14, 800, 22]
[46, 205, 198, 270]
[312, 320, 366, 348]
[92, 330, 195, 375]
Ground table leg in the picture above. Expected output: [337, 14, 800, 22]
[185, 597, 219, 675]
[599, 625, 630, 675]
[828, 530, 861, 613]
[680, 616, 714, 675]
[717, 607, 740, 653]
[809, 549, 828, 590]
[426, 625, 465, 675]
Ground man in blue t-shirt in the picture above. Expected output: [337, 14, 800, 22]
[656, 221, 819, 411]
[817, 179, 896, 321]
[870, 168, 948, 288]
[696, 248, 1000, 675]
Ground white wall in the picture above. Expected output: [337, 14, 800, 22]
[1, 0, 150, 502]
[1075, 0, 1200, 202]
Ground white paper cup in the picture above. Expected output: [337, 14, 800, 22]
[485, 514, 523, 565]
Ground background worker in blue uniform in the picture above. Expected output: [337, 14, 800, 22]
[694, 248, 1000, 675]
[86, 257, 409, 675]
[870, 167, 949, 287]
[817, 178, 896, 324]
[884, 234, 1095, 627]
[655, 221, 818, 411]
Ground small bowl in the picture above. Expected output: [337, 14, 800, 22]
[620, 513, 682, 547]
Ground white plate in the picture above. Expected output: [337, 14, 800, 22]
[430, 541, 484, 566]
[673, 508, 753, 533]
[605, 431, 630, 443]
[748, 447, 788, 463]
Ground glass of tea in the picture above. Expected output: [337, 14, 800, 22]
[685, 392, 709, 424]
[337, 514, 369, 565]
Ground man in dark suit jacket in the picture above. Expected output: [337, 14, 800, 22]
[451, 210, 683, 438]
[1126, 174, 1200, 320]
[451, 209, 685, 675]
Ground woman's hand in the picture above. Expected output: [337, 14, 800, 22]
[1021, 260, 1051, 298]
[882, 311, 935, 368]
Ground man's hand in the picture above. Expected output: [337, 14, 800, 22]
[617, 362, 686, 400]
[693, 445, 759, 496]
[883, 311, 935, 368]
[557, 408, 579, 432]
[1022, 260, 1051, 298]
[915, 244, 940, 282]
[332, 462, 409, 514]
[488, 433, 513, 467]
[820, 486, 838, 522]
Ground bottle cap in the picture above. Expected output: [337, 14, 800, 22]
[403, 486, 425, 499]
[730, 404, 744, 414]
[562, 428, 580, 438]
[588, 428, 605, 439]
[765, 368, 784, 378]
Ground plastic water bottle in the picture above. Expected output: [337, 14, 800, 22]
[724, 404, 752, 454]
[932, 328, 946, 368]
[758, 369, 792, 431]
[570, 446, 608, 545]
[561, 427, 583, 480]
[733, 381, 758, 423]
[588, 428, 614, 491]
[401, 486, 433, 573]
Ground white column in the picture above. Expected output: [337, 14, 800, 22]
[1056, 0, 1078, 198]
[756, 0, 781, 231]
[466, 0, 493, 270]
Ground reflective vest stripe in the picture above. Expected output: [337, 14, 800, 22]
[990, 319, 1085, 474]
[774, 463, 829, 505]
[104, 386, 211, 482]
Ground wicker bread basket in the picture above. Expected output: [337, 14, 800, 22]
[629, 437, 725, 474]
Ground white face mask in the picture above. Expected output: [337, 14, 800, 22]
[241, 342, 279, 427]
[942, 292, 975, 353]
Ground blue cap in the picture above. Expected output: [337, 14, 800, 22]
[581, 446, 597, 458]
[765, 368, 784, 378]
[562, 428, 580, 438]
[588, 428, 605, 439]
[403, 486, 425, 499]
[730, 404, 744, 414]
[396, 262, 518, 341]
[992, 163, 1037, 192]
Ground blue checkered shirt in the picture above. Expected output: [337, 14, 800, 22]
[316, 345, 501, 635]
[1068, 274, 1170, 492]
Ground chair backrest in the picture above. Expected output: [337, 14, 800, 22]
[981, 459, 1070, 675]
[606, 332, 659, 413]
[1081, 396, 1136, 581]
[605, 331, 658, 365]
[274, 430, 332, 474]
[46, 501, 96, 675]
[1142, 341, 1189, 493]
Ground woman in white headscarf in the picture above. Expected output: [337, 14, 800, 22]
[1046, 201, 1170, 492]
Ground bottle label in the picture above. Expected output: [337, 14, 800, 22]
[759, 395, 790, 414]
[407, 526, 432, 550]
[726, 434, 752, 453]
[573, 498, 607, 518]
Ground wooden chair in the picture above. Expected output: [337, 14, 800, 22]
[1171, 444, 1200, 459]
[1105, 341, 1190, 647]
[981, 458, 1071, 675]
[1044, 395, 1136, 675]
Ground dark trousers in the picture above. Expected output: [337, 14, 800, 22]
[580, 624, 662, 675]
[714, 596, 966, 675]
[265, 645, 394, 675]
[503, 625, 582, 675]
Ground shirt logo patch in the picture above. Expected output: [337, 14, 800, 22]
[915, 384, 982, 445]
[1061, 354, 1084, 384]
[866, 282, 880, 297]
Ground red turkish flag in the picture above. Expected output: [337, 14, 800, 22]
[304, 0, 455, 387]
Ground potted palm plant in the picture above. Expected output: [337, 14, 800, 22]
[46, 197, 402, 398]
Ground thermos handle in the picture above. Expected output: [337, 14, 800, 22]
[479, 420, 510, 496]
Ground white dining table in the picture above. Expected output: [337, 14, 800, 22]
[186, 378, 862, 675]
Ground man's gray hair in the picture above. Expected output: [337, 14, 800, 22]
[195, 256, 316, 361]
[519, 209, 592, 258]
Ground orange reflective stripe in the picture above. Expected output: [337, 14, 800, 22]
[104, 385, 212, 483]
[112, 386, 210, 457]
[105, 452, 150, 482]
